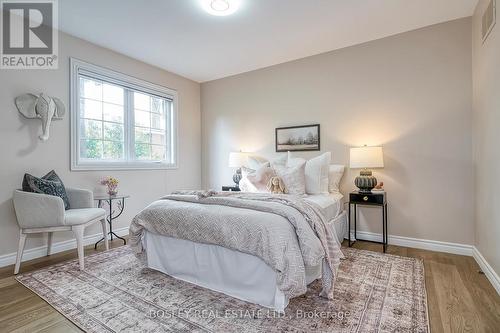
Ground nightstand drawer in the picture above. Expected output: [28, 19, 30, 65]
[350, 193, 385, 204]
[222, 186, 241, 192]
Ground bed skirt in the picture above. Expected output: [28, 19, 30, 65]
[143, 210, 347, 312]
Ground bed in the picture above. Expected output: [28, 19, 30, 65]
[130, 191, 346, 312]
[304, 192, 347, 244]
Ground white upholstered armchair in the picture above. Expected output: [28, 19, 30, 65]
[12, 188, 108, 274]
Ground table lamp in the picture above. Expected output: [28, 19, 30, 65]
[228, 152, 247, 187]
[350, 146, 384, 193]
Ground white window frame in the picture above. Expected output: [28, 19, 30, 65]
[70, 58, 178, 171]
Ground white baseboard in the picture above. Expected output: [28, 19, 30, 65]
[348, 231, 500, 295]
[348, 230, 473, 256]
[2, 225, 498, 296]
[472, 246, 500, 296]
[0, 227, 129, 268]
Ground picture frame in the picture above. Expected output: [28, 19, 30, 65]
[275, 124, 320, 152]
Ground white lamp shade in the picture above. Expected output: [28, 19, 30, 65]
[350, 146, 384, 169]
[228, 152, 247, 168]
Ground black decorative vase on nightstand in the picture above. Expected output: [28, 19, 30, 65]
[354, 170, 378, 193]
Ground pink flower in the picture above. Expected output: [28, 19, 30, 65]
[100, 177, 119, 196]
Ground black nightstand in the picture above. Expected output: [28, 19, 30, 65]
[348, 191, 388, 252]
[222, 186, 241, 192]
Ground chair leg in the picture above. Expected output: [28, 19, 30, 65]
[47, 232, 53, 256]
[14, 231, 27, 275]
[100, 218, 109, 251]
[72, 225, 85, 270]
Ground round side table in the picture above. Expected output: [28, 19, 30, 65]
[94, 194, 130, 249]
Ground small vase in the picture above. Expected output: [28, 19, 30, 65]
[354, 169, 377, 193]
[107, 187, 118, 197]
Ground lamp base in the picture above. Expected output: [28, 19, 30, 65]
[354, 169, 377, 193]
[232, 168, 242, 187]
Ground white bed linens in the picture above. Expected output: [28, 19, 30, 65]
[304, 192, 344, 221]
[142, 208, 346, 312]
[330, 210, 347, 242]
[130, 192, 345, 311]
[144, 232, 323, 312]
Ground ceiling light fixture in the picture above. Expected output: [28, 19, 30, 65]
[200, 0, 241, 16]
[211, 0, 229, 11]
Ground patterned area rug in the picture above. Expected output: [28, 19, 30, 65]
[16, 246, 429, 333]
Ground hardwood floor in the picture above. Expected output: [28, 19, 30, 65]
[0, 239, 499, 332]
[0, 240, 125, 333]
[348, 241, 500, 333]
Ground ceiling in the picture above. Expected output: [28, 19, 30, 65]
[59, 0, 478, 82]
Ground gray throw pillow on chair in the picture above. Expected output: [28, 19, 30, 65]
[22, 170, 71, 210]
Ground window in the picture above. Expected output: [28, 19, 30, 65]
[70, 58, 177, 170]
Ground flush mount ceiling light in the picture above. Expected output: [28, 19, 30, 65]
[200, 0, 241, 16]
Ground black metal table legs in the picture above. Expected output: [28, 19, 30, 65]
[94, 198, 127, 250]
[382, 203, 388, 252]
[348, 202, 388, 253]
[348, 202, 351, 247]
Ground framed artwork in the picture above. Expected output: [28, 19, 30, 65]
[275, 124, 320, 152]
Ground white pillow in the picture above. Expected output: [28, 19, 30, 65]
[239, 176, 252, 192]
[241, 166, 255, 178]
[272, 154, 287, 166]
[240, 166, 254, 192]
[240, 166, 275, 193]
[240, 166, 256, 192]
[246, 155, 270, 170]
[273, 162, 306, 195]
[288, 152, 331, 194]
[328, 164, 345, 193]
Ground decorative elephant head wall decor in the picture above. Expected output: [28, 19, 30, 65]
[15, 93, 65, 141]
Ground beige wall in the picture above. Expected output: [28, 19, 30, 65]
[472, 1, 500, 274]
[0, 16, 485, 266]
[201, 18, 474, 245]
[0, 32, 201, 258]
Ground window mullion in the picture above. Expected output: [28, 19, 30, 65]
[166, 100, 172, 164]
[127, 90, 135, 163]
[76, 79, 82, 165]
[123, 89, 129, 163]
[100, 82, 104, 159]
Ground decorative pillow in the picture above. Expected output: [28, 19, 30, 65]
[288, 152, 331, 194]
[43, 170, 67, 187]
[273, 162, 306, 195]
[241, 166, 256, 178]
[238, 177, 252, 192]
[239, 166, 256, 192]
[22, 170, 70, 209]
[246, 155, 270, 170]
[245, 166, 276, 193]
[328, 164, 345, 193]
[271, 154, 287, 166]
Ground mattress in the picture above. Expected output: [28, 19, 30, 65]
[304, 192, 344, 221]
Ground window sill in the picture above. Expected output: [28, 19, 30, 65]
[71, 162, 178, 171]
